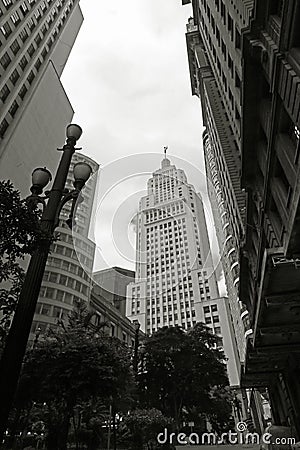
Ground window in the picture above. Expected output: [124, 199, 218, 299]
[9, 101, 18, 117]
[0, 52, 11, 69]
[41, 304, 51, 316]
[220, 1, 226, 24]
[20, 2, 29, 15]
[67, 278, 73, 288]
[11, 11, 21, 25]
[235, 28, 241, 49]
[235, 105, 241, 123]
[111, 324, 115, 337]
[45, 287, 54, 299]
[64, 293, 72, 305]
[18, 85, 27, 100]
[34, 57, 41, 71]
[211, 304, 218, 312]
[27, 18, 35, 31]
[228, 55, 233, 77]
[213, 315, 219, 323]
[53, 306, 61, 318]
[205, 317, 212, 324]
[19, 27, 29, 42]
[0, 84, 10, 103]
[56, 290, 64, 301]
[227, 13, 233, 40]
[10, 39, 20, 55]
[235, 70, 241, 88]
[221, 40, 226, 59]
[9, 69, 20, 85]
[0, 21, 12, 37]
[0, 119, 9, 138]
[27, 43, 35, 57]
[34, 33, 42, 45]
[2, 0, 13, 9]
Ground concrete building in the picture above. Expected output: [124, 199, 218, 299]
[240, 0, 300, 439]
[126, 156, 240, 385]
[181, 0, 254, 365]
[30, 152, 99, 337]
[93, 267, 135, 317]
[90, 283, 140, 349]
[0, 0, 83, 194]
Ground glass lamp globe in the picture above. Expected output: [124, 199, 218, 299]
[73, 162, 92, 183]
[66, 124, 82, 141]
[31, 167, 52, 188]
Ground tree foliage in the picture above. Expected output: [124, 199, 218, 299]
[123, 408, 174, 450]
[138, 323, 233, 433]
[14, 301, 135, 449]
[0, 180, 42, 340]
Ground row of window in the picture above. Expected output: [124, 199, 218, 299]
[0, 0, 75, 137]
[147, 320, 197, 334]
[46, 255, 89, 278]
[39, 286, 85, 304]
[197, 0, 242, 137]
[43, 270, 89, 295]
[35, 301, 70, 319]
[51, 243, 93, 268]
[145, 201, 185, 223]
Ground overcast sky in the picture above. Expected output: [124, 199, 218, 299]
[61, 0, 224, 281]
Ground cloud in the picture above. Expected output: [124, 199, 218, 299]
[61, 0, 223, 273]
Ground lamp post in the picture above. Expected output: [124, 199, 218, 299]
[133, 321, 140, 375]
[0, 124, 92, 443]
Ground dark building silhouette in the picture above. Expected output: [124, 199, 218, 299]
[181, 0, 300, 437]
[240, 0, 300, 439]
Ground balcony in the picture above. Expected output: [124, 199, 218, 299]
[242, 249, 300, 387]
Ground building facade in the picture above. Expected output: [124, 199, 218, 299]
[30, 152, 99, 338]
[90, 283, 140, 349]
[0, 0, 83, 193]
[93, 267, 135, 318]
[126, 156, 240, 385]
[181, 0, 254, 365]
[240, 0, 300, 439]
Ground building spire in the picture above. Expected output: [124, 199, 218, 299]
[163, 146, 168, 159]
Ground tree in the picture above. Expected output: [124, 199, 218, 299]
[0, 180, 42, 344]
[14, 301, 135, 450]
[138, 323, 233, 433]
[123, 408, 174, 450]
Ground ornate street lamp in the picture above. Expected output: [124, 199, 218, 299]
[133, 321, 140, 375]
[0, 124, 92, 442]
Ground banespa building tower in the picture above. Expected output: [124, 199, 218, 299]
[126, 156, 239, 383]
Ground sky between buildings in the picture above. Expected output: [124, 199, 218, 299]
[61, 0, 225, 290]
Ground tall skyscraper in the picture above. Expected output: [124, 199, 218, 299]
[126, 156, 240, 385]
[181, 0, 254, 363]
[182, 0, 300, 435]
[30, 152, 99, 338]
[0, 0, 83, 194]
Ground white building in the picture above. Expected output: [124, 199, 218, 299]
[182, 0, 254, 366]
[30, 152, 99, 338]
[0, 0, 83, 193]
[126, 156, 240, 385]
